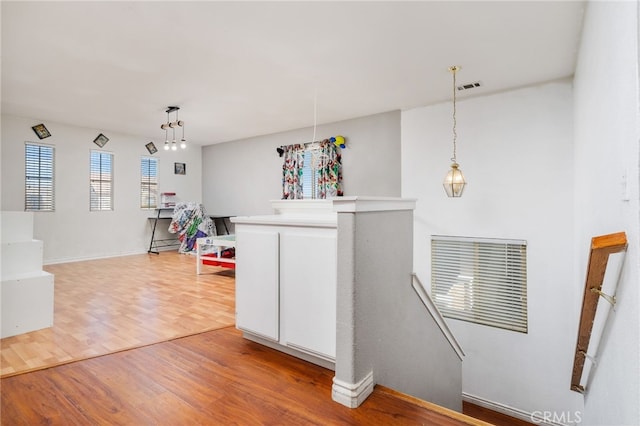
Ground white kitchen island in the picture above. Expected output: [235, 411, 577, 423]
[232, 199, 338, 368]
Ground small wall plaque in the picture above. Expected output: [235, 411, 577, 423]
[93, 133, 109, 148]
[145, 142, 158, 154]
[174, 162, 186, 175]
[31, 124, 51, 139]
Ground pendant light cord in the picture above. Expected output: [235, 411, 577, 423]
[312, 88, 317, 143]
[451, 66, 458, 164]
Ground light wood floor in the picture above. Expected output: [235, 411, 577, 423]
[1, 251, 235, 377]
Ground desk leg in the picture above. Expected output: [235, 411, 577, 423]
[148, 211, 161, 254]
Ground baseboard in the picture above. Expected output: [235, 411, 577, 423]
[332, 371, 374, 408]
[463, 392, 567, 426]
[44, 249, 151, 265]
[241, 332, 335, 371]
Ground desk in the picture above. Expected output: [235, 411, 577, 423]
[147, 208, 179, 254]
[210, 216, 232, 235]
[196, 234, 236, 274]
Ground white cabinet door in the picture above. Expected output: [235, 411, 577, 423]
[235, 228, 280, 341]
[280, 229, 337, 360]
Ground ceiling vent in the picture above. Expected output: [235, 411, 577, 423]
[457, 81, 482, 91]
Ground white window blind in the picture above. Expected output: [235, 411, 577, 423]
[302, 149, 316, 199]
[25, 143, 55, 211]
[90, 150, 113, 211]
[140, 157, 158, 209]
[431, 235, 528, 333]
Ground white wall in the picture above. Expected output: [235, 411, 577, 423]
[402, 80, 584, 422]
[573, 1, 640, 425]
[201, 111, 401, 217]
[1, 114, 203, 263]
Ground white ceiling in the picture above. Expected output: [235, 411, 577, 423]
[2, 1, 585, 146]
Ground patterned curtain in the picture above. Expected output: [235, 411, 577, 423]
[316, 140, 343, 198]
[281, 144, 305, 199]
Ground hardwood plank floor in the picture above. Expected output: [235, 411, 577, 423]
[1, 251, 508, 425]
[1, 327, 491, 425]
[463, 402, 533, 426]
[1, 251, 235, 377]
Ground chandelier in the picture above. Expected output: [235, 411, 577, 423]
[161, 106, 186, 151]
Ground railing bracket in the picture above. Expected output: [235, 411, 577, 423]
[580, 350, 597, 366]
[590, 288, 616, 307]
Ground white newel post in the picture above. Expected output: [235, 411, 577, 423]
[331, 197, 416, 408]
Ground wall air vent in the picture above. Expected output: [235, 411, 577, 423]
[457, 81, 482, 91]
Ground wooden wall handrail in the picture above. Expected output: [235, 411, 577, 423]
[571, 232, 628, 393]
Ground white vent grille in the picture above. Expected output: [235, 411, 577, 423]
[457, 81, 482, 91]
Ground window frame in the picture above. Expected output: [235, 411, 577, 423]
[140, 156, 158, 210]
[89, 150, 114, 211]
[25, 142, 55, 212]
[431, 235, 528, 333]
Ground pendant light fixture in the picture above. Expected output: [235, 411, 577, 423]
[161, 106, 186, 151]
[443, 65, 466, 197]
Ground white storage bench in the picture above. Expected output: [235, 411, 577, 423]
[196, 234, 236, 274]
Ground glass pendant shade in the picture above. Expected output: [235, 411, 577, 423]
[443, 162, 466, 197]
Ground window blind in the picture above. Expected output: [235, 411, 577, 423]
[302, 149, 316, 199]
[431, 235, 528, 333]
[90, 151, 113, 211]
[25, 143, 55, 211]
[140, 157, 158, 209]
